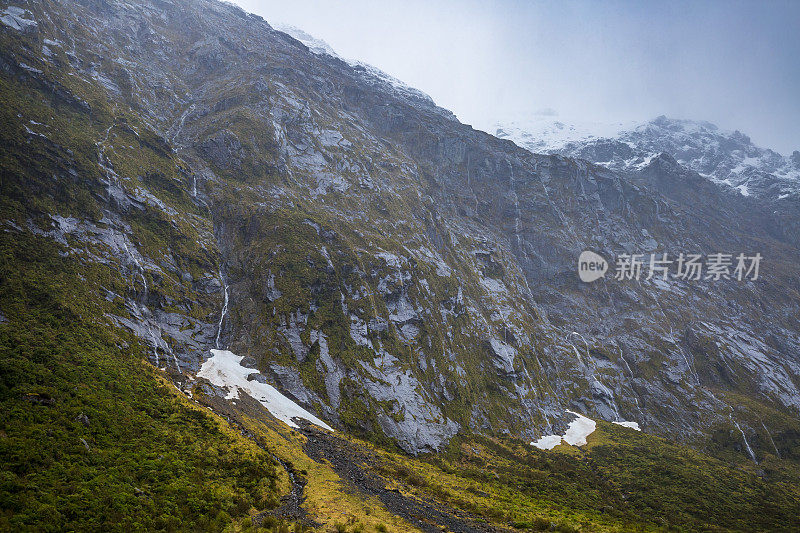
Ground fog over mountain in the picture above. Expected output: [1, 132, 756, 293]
[232, 0, 800, 155]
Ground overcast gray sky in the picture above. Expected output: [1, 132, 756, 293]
[231, 0, 800, 154]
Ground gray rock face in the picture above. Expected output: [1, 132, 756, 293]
[360, 354, 460, 454]
[7, 0, 800, 459]
[198, 130, 243, 170]
[1, 6, 38, 33]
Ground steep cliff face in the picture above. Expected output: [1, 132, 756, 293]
[2, 0, 800, 463]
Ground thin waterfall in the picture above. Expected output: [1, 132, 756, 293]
[215, 270, 229, 350]
[732, 416, 757, 464]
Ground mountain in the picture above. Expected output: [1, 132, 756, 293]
[2, 0, 800, 531]
[493, 115, 800, 200]
[276, 23, 443, 115]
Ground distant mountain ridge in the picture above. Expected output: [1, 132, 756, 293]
[493, 115, 800, 200]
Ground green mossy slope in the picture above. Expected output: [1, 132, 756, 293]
[0, 233, 280, 532]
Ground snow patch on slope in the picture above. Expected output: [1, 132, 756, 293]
[530, 434, 562, 450]
[531, 410, 596, 449]
[531, 410, 640, 450]
[198, 349, 333, 431]
[562, 410, 597, 446]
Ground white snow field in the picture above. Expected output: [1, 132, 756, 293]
[197, 349, 333, 431]
[530, 434, 563, 451]
[531, 410, 596, 450]
[531, 410, 640, 449]
[562, 410, 597, 446]
[613, 420, 641, 431]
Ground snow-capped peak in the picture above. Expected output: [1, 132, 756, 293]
[275, 24, 436, 108]
[274, 24, 340, 58]
[487, 111, 638, 154]
[492, 113, 800, 200]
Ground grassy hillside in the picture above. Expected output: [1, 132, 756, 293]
[341, 424, 800, 532]
[0, 232, 285, 532]
[198, 384, 800, 533]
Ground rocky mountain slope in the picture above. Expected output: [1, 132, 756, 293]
[493, 115, 800, 200]
[2, 0, 800, 530]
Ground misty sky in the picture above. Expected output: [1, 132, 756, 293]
[231, 0, 800, 154]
